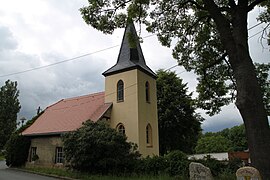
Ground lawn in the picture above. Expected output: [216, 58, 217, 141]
[22, 166, 236, 180]
[0, 154, 5, 161]
[23, 167, 178, 180]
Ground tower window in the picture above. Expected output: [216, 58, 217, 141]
[146, 124, 152, 147]
[145, 81, 150, 102]
[117, 123, 125, 135]
[117, 80, 124, 102]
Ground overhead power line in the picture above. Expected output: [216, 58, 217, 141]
[248, 22, 263, 31]
[0, 34, 156, 78]
[0, 45, 119, 78]
[0, 22, 267, 78]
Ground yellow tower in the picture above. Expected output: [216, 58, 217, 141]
[103, 22, 159, 157]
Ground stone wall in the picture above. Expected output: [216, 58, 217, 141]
[25, 135, 63, 167]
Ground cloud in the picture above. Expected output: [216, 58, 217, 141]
[0, 26, 17, 51]
[0, 1, 269, 133]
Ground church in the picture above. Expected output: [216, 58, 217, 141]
[22, 22, 159, 167]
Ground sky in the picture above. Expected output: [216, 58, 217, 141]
[0, 0, 269, 132]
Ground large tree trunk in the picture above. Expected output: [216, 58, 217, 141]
[203, 1, 270, 178]
[230, 7, 270, 179]
[234, 53, 270, 179]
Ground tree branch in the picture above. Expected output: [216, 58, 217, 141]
[204, 52, 228, 69]
[186, 14, 212, 34]
[186, 0, 206, 10]
[202, 0, 235, 56]
[247, 0, 267, 12]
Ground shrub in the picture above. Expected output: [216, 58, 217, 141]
[195, 155, 226, 177]
[224, 158, 243, 174]
[32, 154, 39, 161]
[62, 120, 140, 175]
[164, 150, 189, 177]
[137, 155, 168, 175]
[5, 132, 30, 167]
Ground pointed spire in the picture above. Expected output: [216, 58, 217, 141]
[102, 22, 157, 79]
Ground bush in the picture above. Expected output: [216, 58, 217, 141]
[62, 120, 140, 175]
[195, 156, 224, 176]
[5, 132, 30, 167]
[224, 158, 243, 174]
[164, 150, 189, 177]
[136, 155, 168, 175]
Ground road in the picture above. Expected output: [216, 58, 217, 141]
[0, 161, 58, 180]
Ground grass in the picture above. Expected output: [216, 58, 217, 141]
[0, 153, 5, 161]
[22, 166, 236, 180]
[22, 166, 177, 180]
[0, 156, 4, 161]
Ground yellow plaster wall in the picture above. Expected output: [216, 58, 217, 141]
[137, 70, 159, 156]
[105, 69, 159, 156]
[26, 136, 63, 167]
[105, 70, 139, 145]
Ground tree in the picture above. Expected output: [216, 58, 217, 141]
[199, 124, 248, 152]
[220, 124, 248, 151]
[195, 135, 232, 154]
[156, 70, 202, 155]
[62, 120, 140, 174]
[4, 113, 43, 167]
[80, 1, 270, 177]
[255, 63, 270, 115]
[0, 80, 21, 150]
[5, 133, 30, 167]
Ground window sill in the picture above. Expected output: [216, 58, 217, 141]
[146, 145, 153, 148]
[117, 100, 124, 103]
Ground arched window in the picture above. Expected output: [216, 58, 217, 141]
[145, 81, 150, 102]
[146, 123, 152, 147]
[117, 80, 124, 102]
[116, 123, 125, 135]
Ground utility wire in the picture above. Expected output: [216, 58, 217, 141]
[248, 22, 263, 31]
[248, 26, 269, 39]
[0, 34, 156, 78]
[0, 22, 267, 78]
[0, 45, 119, 78]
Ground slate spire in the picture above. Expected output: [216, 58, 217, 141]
[102, 22, 157, 79]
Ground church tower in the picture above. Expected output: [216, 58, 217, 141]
[103, 22, 159, 156]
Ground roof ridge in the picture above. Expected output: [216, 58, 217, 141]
[63, 91, 104, 102]
[46, 99, 64, 110]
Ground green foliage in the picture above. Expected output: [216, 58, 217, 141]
[195, 156, 243, 177]
[136, 150, 189, 177]
[0, 151, 5, 160]
[164, 150, 189, 177]
[195, 135, 232, 153]
[81, 1, 270, 177]
[255, 63, 270, 115]
[219, 124, 248, 151]
[156, 70, 202, 155]
[136, 155, 168, 176]
[4, 132, 30, 167]
[23, 166, 176, 180]
[3, 113, 41, 166]
[0, 80, 21, 150]
[79, 0, 270, 116]
[32, 154, 39, 161]
[62, 120, 140, 174]
[197, 124, 248, 153]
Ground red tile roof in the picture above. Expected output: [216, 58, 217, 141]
[22, 92, 112, 136]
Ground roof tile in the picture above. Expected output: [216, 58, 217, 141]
[22, 92, 112, 136]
